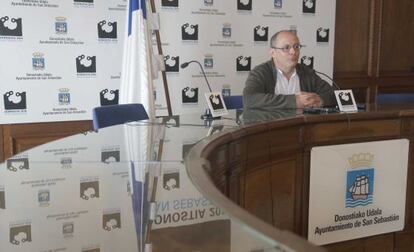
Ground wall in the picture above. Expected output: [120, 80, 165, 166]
[333, 0, 414, 102]
[3, 0, 414, 160]
[0, 0, 336, 123]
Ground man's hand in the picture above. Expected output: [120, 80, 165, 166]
[296, 92, 322, 108]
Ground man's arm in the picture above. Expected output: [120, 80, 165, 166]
[309, 71, 336, 107]
[296, 91, 323, 108]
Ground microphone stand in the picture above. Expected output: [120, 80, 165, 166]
[314, 69, 365, 111]
[314, 70, 341, 90]
[181, 60, 218, 120]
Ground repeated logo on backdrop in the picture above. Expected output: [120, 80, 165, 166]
[38, 189, 51, 207]
[101, 148, 120, 163]
[80, 179, 100, 200]
[76, 55, 96, 74]
[274, 0, 282, 8]
[97, 20, 117, 39]
[7, 157, 29, 172]
[301, 56, 314, 69]
[1, 0, 335, 122]
[181, 23, 198, 41]
[204, 0, 213, 6]
[32, 52, 45, 70]
[75, 0, 93, 2]
[102, 212, 121, 231]
[222, 23, 231, 38]
[164, 55, 180, 72]
[39, 17, 85, 46]
[55, 17, 67, 34]
[61, 157, 73, 169]
[236, 56, 251, 72]
[316, 27, 329, 42]
[182, 87, 198, 104]
[253, 25, 268, 42]
[100, 89, 119, 106]
[0, 187, 5, 209]
[9, 223, 32, 245]
[63, 222, 74, 238]
[58, 88, 71, 105]
[237, 0, 252, 11]
[204, 54, 214, 69]
[161, 0, 179, 7]
[3, 91, 27, 111]
[0, 16, 23, 37]
[303, 0, 316, 13]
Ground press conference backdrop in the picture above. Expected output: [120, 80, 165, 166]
[0, 0, 336, 124]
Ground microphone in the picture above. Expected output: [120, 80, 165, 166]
[180, 60, 212, 92]
[180, 60, 216, 120]
[314, 70, 341, 90]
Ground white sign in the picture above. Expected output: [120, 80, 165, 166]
[205, 92, 228, 118]
[308, 139, 409, 245]
[334, 89, 357, 112]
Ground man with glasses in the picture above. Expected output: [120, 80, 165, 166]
[243, 30, 335, 110]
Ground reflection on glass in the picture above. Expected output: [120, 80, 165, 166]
[0, 114, 298, 252]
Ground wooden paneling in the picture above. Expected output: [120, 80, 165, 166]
[207, 144, 228, 194]
[0, 126, 4, 162]
[228, 168, 244, 205]
[244, 167, 273, 224]
[334, 0, 371, 76]
[246, 132, 270, 169]
[199, 110, 414, 250]
[379, 0, 414, 74]
[405, 141, 414, 230]
[324, 233, 393, 252]
[307, 119, 400, 143]
[2, 120, 92, 160]
[334, 0, 414, 102]
[269, 127, 302, 158]
[395, 231, 414, 252]
[228, 138, 247, 164]
[270, 158, 297, 231]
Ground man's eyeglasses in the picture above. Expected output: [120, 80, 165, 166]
[271, 44, 304, 52]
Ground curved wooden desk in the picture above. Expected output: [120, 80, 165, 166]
[186, 106, 414, 251]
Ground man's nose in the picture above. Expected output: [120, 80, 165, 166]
[288, 47, 296, 54]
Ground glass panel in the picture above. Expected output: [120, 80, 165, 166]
[0, 160, 291, 252]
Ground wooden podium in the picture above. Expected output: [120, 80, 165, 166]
[186, 108, 414, 251]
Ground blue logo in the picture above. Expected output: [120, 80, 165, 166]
[222, 86, 231, 97]
[204, 54, 213, 69]
[63, 222, 74, 236]
[274, 0, 282, 8]
[38, 189, 50, 207]
[346, 168, 374, 208]
[58, 88, 70, 105]
[32, 52, 45, 70]
[55, 17, 67, 34]
[222, 23, 231, 38]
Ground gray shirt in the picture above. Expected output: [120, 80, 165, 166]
[243, 60, 336, 110]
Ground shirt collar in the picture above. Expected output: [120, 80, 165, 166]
[271, 60, 298, 79]
[276, 67, 297, 79]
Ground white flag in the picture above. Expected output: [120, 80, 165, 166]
[120, 0, 155, 119]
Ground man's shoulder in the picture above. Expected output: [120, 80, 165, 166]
[251, 60, 273, 73]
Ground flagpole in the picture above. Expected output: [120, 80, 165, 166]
[149, 0, 173, 116]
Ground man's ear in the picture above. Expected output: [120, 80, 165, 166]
[269, 48, 275, 57]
